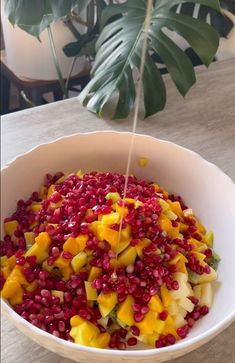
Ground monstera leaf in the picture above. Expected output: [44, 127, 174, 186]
[79, 0, 220, 119]
[4, 0, 90, 37]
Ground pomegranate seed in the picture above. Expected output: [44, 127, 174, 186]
[159, 310, 168, 321]
[130, 325, 140, 336]
[127, 337, 137, 346]
[166, 334, 176, 345]
[134, 312, 144, 322]
[200, 305, 209, 315]
[171, 280, 179, 290]
[116, 342, 126, 350]
[51, 247, 60, 257]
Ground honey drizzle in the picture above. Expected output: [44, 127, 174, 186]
[111, 0, 153, 280]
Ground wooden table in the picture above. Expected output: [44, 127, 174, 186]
[1, 58, 235, 363]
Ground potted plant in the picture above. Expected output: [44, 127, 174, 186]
[2, 0, 232, 118]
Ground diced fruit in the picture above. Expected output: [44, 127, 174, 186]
[188, 267, 217, 284]
[4, 220, 18, 237]
[88, 267, 102, 282]
[116, 239, 130, 254]
[61, 266, 73, 280]
[101, 212, 120, 225]
[25, 243, 49, 264]
[173, 314, 187, 328]
[31, 203, 42, 212]
[25, 281, 38, 292]
[63, 234, 88, 255]
[144, 332, 160, 346]
[117, 295, 134, 326]
[70, 321, 100, 346]
[135, 238, 151, 258]
[97, 226, 119, 249]
[97, 292, 118, 318]
[167, 301, 179, 316]
[9, 286, 24, 305]
[71, 252, 87, 273]
[158, 198, 169, 211]
[24, 232, 36, 245]
[136, 311, 157, 335]
[105, 192, 121, 203]
[35, 232, 51, 249]
[193, 285, 201, 301]
[160, 284, 172, 307]
[91, 332, 111, 348]
[178, 297, 194, 312]
[153, 319, 165, 334]
[204, 231, 214, 247]
[85, 281, 98, 301]
[47, 184, 55, 197]
[70, 315, 85, 327]
[1, 279, 21, 299]
[199, 282, 213, 308]
[117, 246, 137, 267]
[121, 224, 131, 240]
[148, 295, 164, 313]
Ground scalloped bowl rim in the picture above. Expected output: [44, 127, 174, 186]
[1, 131, 235, 359]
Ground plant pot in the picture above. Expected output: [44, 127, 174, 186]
[1, 4, 86, 81]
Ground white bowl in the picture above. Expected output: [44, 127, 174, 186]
[1, 131, 235, 363]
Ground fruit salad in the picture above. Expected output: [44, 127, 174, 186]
[0, 171, 220, 350]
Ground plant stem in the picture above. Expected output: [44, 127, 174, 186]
[47, 25, 68, 99]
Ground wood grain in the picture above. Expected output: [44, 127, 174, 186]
[1, 58, 235, 363]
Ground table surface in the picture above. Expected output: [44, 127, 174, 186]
[1, 58, 235, 363]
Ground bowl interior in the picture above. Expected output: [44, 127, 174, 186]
[1, 131, 235, 355]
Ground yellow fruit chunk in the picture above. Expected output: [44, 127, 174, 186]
[71, 252, 87, 273]
[85, 281, 98, 301]
[138, 157, 148, 167]
[117, 295, 134, 326]
[135, 238, 151, 258]
[121, 224, 131, 239]
[70, 315, 85, 327]
[5, 255, 17, 269]
[61, 266, 73, 280]
[105, 192, 121, 203]
[76, 169, 84, 178]
[192, 251, 206, 262]
[169, 201, 183, 220]
[159, 214, 172, 232]
[9, 266, 27, 285]
[0, 256, 8, 266]
[160, 284, 172, 307]
[25, 280, 38, 292]
[1, 279, 21, 299]
[47, 184, 55, 197]
[101, 212, 120, 225]
[91, 332, 111, 348]
[116, 239, 130, 254]
[117, 246, 136, 267]
[9, 286, 24, 305]
[38, 185, 47, 199]
[54, 255, 71, 269]
[4, 220, 18, 237]
[70, 321, 100, 346]
[149, 295, 164, 313]
[63, 234, 88, 256]
[1, 266, 11, 279]
[89, 221, 100, 236]
[52, 290, 64, 303]
[159, 198, 170, 211]
[88, 267, 102, 282]
[136, 311, 157, 335]
[204, 231, 214, 247]
[115, 204, 128, 218]
[31, 203, 42, 212]
[42, 260, 53, 272]
[144, 332, 160, 346]
[97, 226, 119, 249]
[97, 292, 118, 318]
[179, 223, 188, 232]
[35, 232, 51, 249]
[24, 232, 36, 245]
[154, 319, 166, 334]
[195, 220, 206, 234]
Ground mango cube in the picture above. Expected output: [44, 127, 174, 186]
[35, 232, 51, 249]
[116, 295, 134, 326]
[71, 252, 87, 273]
[88, 266, 102, 282]
[101, 212, 120, 225]
[24, 232, 36, 245]
[135, 238, 151, 258]
[85, 281, 98, 301]
[136, 311, 157, 335]
[4, 220, 18, 237]
[149, 295, 164, 313]
[97, 292, 118, 317]
[105, 192, 121, 203]
[160, 284, 172, 307]
[117, 246, 136, 267]
[91, 332, 110, 348]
